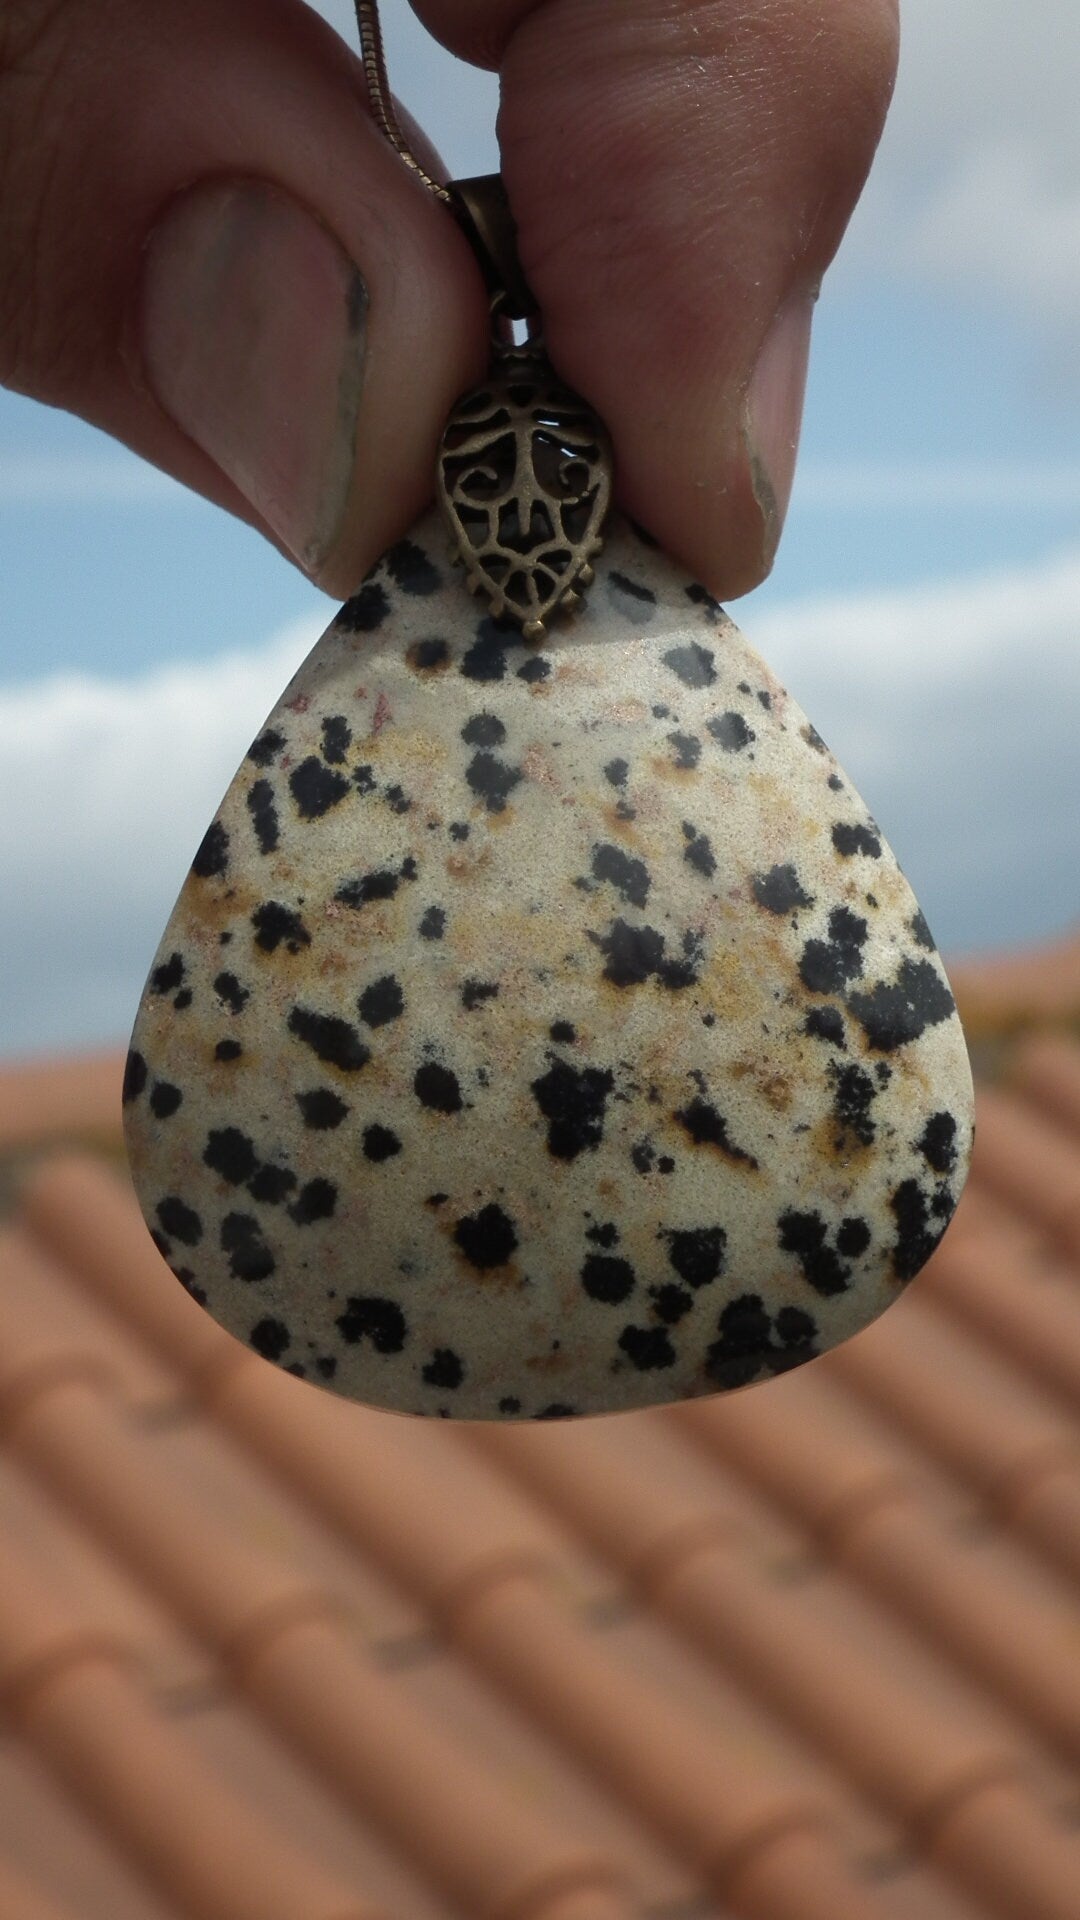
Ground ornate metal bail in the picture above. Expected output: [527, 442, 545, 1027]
[354, 3, 614, 640]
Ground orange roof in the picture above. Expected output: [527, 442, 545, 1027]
[1, 939, 1080, 1920]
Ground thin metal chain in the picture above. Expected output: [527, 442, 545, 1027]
[354, 0, 453, 204]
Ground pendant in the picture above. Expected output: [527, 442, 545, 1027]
[124, 380, 974, 1417]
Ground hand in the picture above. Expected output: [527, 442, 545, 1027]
[0, 0, 897, 600]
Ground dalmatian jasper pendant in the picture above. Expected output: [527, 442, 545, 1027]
[125, 333, 974, 1420]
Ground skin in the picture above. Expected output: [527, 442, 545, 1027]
[0, 0, 898, 599]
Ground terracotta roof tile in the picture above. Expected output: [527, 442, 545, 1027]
[3, 950, 1080, 1920]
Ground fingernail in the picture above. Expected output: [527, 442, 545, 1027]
[141, 180, 368, 573]
[743, 289, 815, 572]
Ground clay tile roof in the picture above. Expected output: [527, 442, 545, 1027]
[1, 932, 1080, 1920]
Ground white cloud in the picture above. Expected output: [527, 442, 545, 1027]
[844, 0, 1080, 332]
[2, 549, 1077, 1058]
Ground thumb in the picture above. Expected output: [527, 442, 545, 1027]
[419, 0, 899, 597]
[0, 0, 488, 595]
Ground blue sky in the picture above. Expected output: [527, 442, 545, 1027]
[2, 0, 1079, 1053]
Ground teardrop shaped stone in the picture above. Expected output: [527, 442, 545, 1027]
[125, 509, 973, 1419]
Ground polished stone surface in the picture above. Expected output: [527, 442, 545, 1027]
[125, 510, 974, 1418]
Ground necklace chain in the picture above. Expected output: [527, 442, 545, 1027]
[354, 1, 453, 204]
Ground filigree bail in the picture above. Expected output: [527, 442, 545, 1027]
[437, 343, 613, 640]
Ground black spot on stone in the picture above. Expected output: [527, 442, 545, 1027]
[204, 1127, 258, 1186]
[336, 1295, 407, 1351]
[828, 773, 844, 792]
[776, 1305, 818, 1348]
[414, 1062, 463, 1113]
[288, 1006, 370, 1072]
[423, 1348, 464, 1389]
[384, 784, 411, 814]
[832, 821, 883, 859]
[460, 616, 516, 682]
[401, 856, 418, 879]
[663, 641, 717, 688]
[665, 1225, 726, 1287]
[448, 822, 470, 843]
[603, 758, 629, 789]
[591, 842, 650, 908]
[805, 1006, 846, 1048]
[650, 1283, 693, 1324]
[387, 537, 441, 595]
[658, 1155, 675, 1174]
[122, 1050, 147, 1104]
[353, 764, 377, 795]
[248, 728, 285, 767]
[609, 569, 657, 609]
[176, 1274, 207, 1306]
[251, 901, 310, 955]
[289, 756, 350, 819]
[829, 1061, 878, 1147]
[149, 1081, 182, 1120]
[156, 1196, 202, 1246]
[589, 918, 662, 987]
[534, 1403, 577, 1420]
[462, 979, 499, 1010]
[802, 723, 828, 753]
[151, 952, 185, 995]
[686, 580, 722, 618]
[419, 906, 446, 941]
[652, 704, 670, 719]
[250, 1317, 290, 1360]
[757, 690, 772, 710]
[847, 957, 955, 1052]
[753, 864, 814, 915]
[531, 1058, 614, 1159]
[667, 731, 702, 770]
[585, 1221, 619, 1248]
[910, 909, 936, 952]
[246, 779, 279, 855]
[358, 974, 405, 1027]
[683, 826, 716, 878]
[461, 711, 506, 748]
[799, 906, 868, 994]
[213, 971, 249, 1014]
[549, 1020, 576, 1044]
[618, 1324, 675, 1370]
[297, 1088, 349, 1130]
[631, 1139, 655, 1173]
[248, 1163, 296, 1206]
[454, 1203, 518, 1269]
[173, 990, 193, 1011]
[707, 712, 755, 752]
[192, 820, 229, 878]
[321, 714, 352, 763]
[337, 581, 390, 632]
[290, 1179, 337, 1225]
[465, 750, 523, 812]
[499, 1395, 522, 1414]
[363, 1123, 402, 1162]
[315, 1355, 338, 1379]
[408, 636, 451, 673]
[222, 1212, 276, 1281]
[918, 1111, 959, 1175]
[891, 1178, 950, 1281]
[335, 866, 405, 908]
[581, 1254, 636, 1303]
[836, 1216, 872, 1257]
[705, 1293, 817, 1389]
[777, 1210, 850, 1296]
[517, 654, 551, 683]
[674, 1098, 758, 1167]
